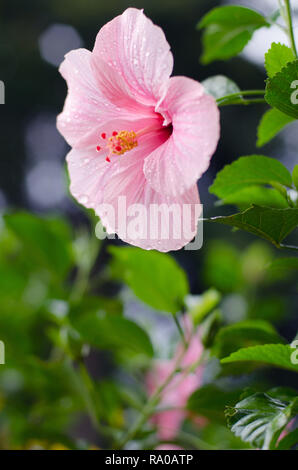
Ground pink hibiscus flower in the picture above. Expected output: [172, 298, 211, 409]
[146, 317, 206, 442]
[57, 8, 220, 251]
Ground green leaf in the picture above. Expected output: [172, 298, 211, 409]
[257, 108, 294, 147]
[187, 385, 241, 422]
[198, 6, 269, 64]
[267, 10, 281, 24]
[210, 155, 292, 200]
[293, 165, 298, 190]
[276, 427, 298, 449]
[212, 320, 285, 359]
[200, 310, 222, 348]
[248, 297, 286, 323]
[209, 205, 298, 248]
[266, 257, 298, 284]
[203, 241, 244, 293]
[265, 43, 295, 78]
[202, 75, 240, 100]
[268, 257, 298, 272]
[72, 313, 154, 357]
[188, 288, 221, 324]
[201, 422, 251, 449]
[4, 212, 73, 278]
[226, 388, 298, 449]
[109, 247, 189, 314]
[265, 60, 298, 119]
[219, 186, 288, 209]
[221, 344, 298, 372]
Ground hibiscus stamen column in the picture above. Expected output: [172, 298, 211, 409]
[95, 122, 164, 162]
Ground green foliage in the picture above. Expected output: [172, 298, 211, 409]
[276, 428, 298, 449]
[200, 422, 252, 449]
[221, 344, 298, 372]
[268, 257, 298, 273]
[202, 75, 240, 99]
[248, 297, 286, 323]
[218, 186, 289, 209]
[265, 42, 295, 78]
[293, 165, 298, 190]
[188, 288, 221, 324]
[210, 155, 293, 200]
[203, 241, 244, 293]
[71, 312, 154, 357]
[226, 388, 298, 449]
[4, 212, 74, 279]
[187, 384, 241, 422]
[257, 108, 294, 147]
[210, 205, 298, 248]
[212, 320, 285, 359]
[200, 310, 222, 348]
[109, 246, 189, 314]
[198, 6, 269, 64]
[265, 60, 298, 119]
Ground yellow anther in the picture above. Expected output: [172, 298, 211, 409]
[108, 130, 138, 155]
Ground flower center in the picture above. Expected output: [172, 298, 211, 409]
[95, 120, 168, 163]
[107, 130, 138, 156]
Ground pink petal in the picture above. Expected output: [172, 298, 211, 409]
[66, 117, 160, 207]
[154, 409, 186, 441]
[156, 444, 184, 450]
[57, 49, 151, 148]
[91, 57, 157, 118]
[96, 135, 201, 252]
[57, 49, 120, 147]
[144, 76, 220, 196]
[66, 146, 111, 209]
[92, 8, 173, 106]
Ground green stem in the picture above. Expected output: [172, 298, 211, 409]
[218, 98, 266, 107]
[115, 345, 188, 449]
[173, 313, 187, 347]
[115, 346, 208, 449]
[216, 89, 265, 104]
[284, 0, 297, 57]
[66, 358, 101, 433]
[280, 243, 298, 251]
[70, 233, 101, 302]
[77, 360, 101, 432]
[159, 430, 217, 451]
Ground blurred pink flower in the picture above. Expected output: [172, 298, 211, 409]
[155, 444, 184, 450]
[146, 318, 205, 442]
[57, 8, 220, 251]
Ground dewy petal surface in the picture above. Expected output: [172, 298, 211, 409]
[144, 76, 220, 196]
[92, 8, 173, 106]
[66, 117, 162, 207]
[57, 48, 153, 148]
[96, 135, 201, 252]
[91, 57, 157, 118]
[57, 49, 119, 147]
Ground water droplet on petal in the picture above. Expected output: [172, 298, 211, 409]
[78, 195, 89, 205]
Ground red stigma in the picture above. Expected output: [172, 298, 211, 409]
[112, 131, 118, 136]
[106, 156, 111, 162]
[96, 145, 101, 152]
[115, 145, 122, 152]
[101, 133, 106, 139]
